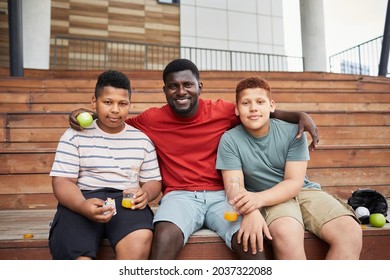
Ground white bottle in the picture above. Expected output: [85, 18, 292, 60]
[224, 177, 240, 222]
[126, 166, 140, 188]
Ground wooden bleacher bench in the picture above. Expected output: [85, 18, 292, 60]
[1, 69, 389, 259]
[0, 208, 389, 260]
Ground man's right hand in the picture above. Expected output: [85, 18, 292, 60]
[69, 108, 95, 131]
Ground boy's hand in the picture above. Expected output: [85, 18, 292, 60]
[233, 190, 261, 215]
[296, 112, 319, 151]
[80, 198, 115, 223]
[237, 211, 272, 255]
[127, 188, 149, 210]
[69, 108, 95, 131]
[237, 211, 272, 254]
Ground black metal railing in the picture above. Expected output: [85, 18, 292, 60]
[329, 36, 387, 76]
[53, 35, 304, 72]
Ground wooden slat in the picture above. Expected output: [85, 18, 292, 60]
[310, 112, 390, 126]
[3, 113, 69, 128]
[0, 103, 165, 113]
[0, 174, 52, 195]
[0, 194, 57, 210]
[2, 102, 388, 113]
[0, 168, 387, 199]
[0, 167, 386, 197]
[2, 147, 389, 174]
[307, 126, 390, 144]
[1, 128, 64, 143]
[5, 111, 389, 129]
[322, 186, 390, 200]
[0, 153, 55, 174]
[307, 167, 390, 189]
[2, 125, 388, 145]
[3, 91, 390, 105]
[0, 69, 367, 80]
[0, 143, 59, 151]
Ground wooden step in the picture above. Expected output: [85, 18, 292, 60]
[2, 124, 388, 147]
[0, 209, 389, 260]
[3, 145, 389, 172]
[1, 112, 389, 129]
[5, 68, 389, 82]
[1, 143, 389, 210]
[2, 89, 390, 103]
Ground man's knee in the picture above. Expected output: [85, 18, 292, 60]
[154, 221, 184, 243]
[150, 221, 185, 259]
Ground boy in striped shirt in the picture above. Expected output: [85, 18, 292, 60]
[49, 70, 161, 260]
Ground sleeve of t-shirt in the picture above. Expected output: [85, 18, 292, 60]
[126, 110, 147, 131]
[139, 139, 162, 182]
[49, 129, 80, 178]
[216, 132, 242, 170]
[286, 129, 310, 161]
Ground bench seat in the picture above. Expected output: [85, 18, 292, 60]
[0, 208, 389, 260]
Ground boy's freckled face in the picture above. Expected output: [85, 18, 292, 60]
[235, 88, 275, 137]
[92, 86, 130, 134]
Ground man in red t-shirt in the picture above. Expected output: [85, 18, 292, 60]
[70, 59, 319, 259]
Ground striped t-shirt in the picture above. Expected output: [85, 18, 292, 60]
[50, 120, 161, 191]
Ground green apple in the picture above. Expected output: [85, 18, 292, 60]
[369, 213, 386, 227]
[77, 112, 93, 128]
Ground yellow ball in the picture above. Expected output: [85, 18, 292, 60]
[77, 112, 93, 128]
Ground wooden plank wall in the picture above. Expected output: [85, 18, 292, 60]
[0, 70, 389, 210]
[0, 0, 180, 68]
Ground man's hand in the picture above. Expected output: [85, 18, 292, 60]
[69, 108, 95, 131]
[296, 112, 319, 151]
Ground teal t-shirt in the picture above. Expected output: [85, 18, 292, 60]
[216, 119, 321, 192]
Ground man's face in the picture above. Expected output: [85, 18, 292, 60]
[163, 70, 203, 118]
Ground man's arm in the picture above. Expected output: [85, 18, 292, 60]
[271, 110, 319, 151]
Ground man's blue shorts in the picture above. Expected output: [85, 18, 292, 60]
[153, 190, 241, 249]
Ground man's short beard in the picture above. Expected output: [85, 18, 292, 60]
[169, 102, 196, 117]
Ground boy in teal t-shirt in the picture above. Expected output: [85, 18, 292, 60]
[216, 77, 362, 260]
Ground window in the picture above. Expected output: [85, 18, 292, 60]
[157, 0, 179, 4]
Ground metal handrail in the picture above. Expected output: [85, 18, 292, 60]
[52, 35, 304, 72]
[329, 36, 387, 76]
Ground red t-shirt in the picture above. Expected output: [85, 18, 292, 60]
[126, 99, 240, 194]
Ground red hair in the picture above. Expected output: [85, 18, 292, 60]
[235, 77, 272, 103]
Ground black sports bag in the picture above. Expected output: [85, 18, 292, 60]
[347, 189, 388, 224]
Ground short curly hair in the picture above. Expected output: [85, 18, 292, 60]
[162, 58, 200, 83]
[235, 76, 272, 103]
[95, 70, 131, 98]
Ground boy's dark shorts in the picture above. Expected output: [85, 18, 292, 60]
[48, 188, 154, 260]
